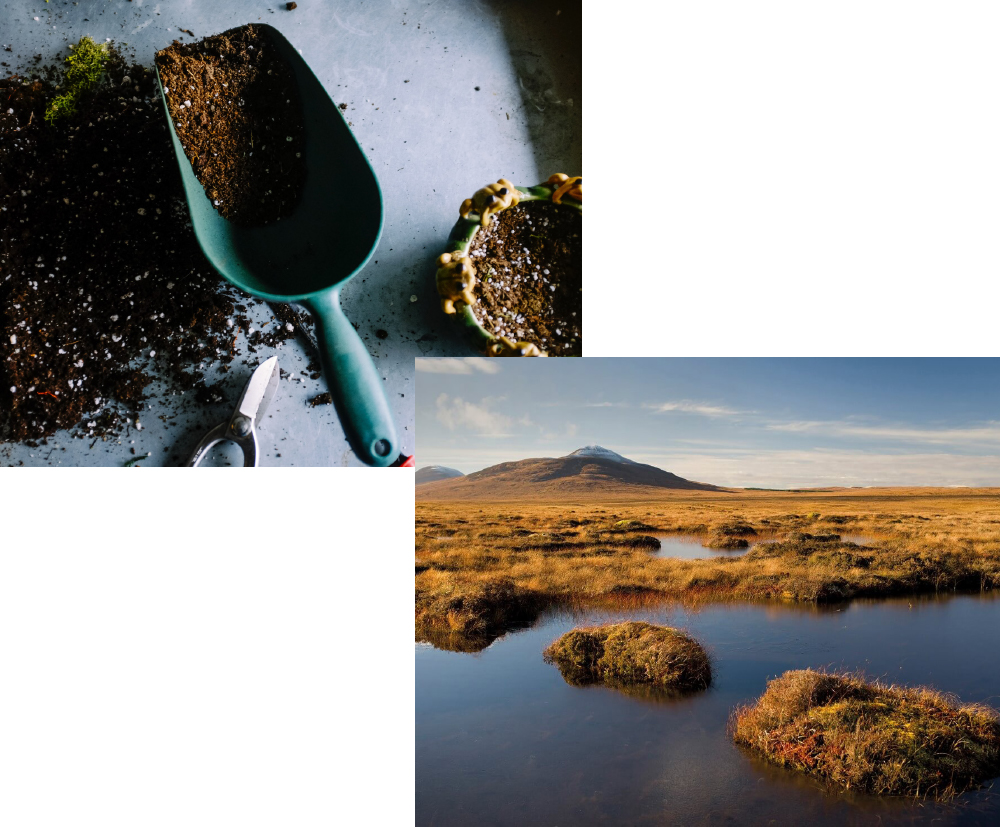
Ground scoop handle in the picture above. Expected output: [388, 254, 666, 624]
[301, 290, 398, 466]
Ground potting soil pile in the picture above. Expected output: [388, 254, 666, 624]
[0, 43, 301, 446]
[155, 24, 306, 226]
[469, 201, 582, 356]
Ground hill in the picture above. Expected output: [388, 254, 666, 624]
[416, 445, 721, 499]
[416, 465, 465, 485]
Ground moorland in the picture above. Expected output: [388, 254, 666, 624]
[415, 488, 999, 651]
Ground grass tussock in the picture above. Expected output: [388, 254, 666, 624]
[544, 621, 712, 692]
[731, 669, 1000, 799]
[704, 534, 749, 550]
[415, 575, 542, 651]
[416, 490, 1000, 649]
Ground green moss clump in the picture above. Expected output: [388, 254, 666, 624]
[45, 37, 110, 124]
[732, 669, 1000, 799]
[544, 621, 712, 692]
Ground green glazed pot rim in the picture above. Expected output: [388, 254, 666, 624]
[439, 181, 581, 355]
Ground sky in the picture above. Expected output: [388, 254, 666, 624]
[415, 358, 1000, 488]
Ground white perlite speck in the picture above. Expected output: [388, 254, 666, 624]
[410, 295, 418, 303]
[9, 334, 15, 344]
[135, 420, 143, 430]
[149, 350, 156, 357]
[285, 323, 294, 332]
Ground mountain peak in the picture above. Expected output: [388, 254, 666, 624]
[415, 465, 465, 485]
[417, 448, 720, 499]
[566, 445, 638, 464]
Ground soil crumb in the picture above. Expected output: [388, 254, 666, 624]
[155, 24, 306, 226]
[468, 201, 581, 356]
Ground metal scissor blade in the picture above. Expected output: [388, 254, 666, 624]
[236, 355, 280, 423]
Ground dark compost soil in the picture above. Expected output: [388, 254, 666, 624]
[0, 47, 303, 445]
[467, 201, 581, 356]
[155, 24, 306, 226]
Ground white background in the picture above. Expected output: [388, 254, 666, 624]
[589, 2, 1000, 353]
[3, 1, 1000, 825]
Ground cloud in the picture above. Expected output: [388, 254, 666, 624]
[583, 401, 630, 408]
[644, 400, 745, 417]
[766, 420, 998, 446]
[416, 358, 500, 375]
[539, 422, 578, 440]
[627, 448, 999, 489]
[435, 394, 514, 437]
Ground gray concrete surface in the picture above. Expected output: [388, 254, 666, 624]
[0, 0, 581, 466]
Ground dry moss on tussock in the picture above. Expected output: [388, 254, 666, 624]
[544, 621, 712, 692]
[609, 519, 657, 532]
[732, 669, 1000, 800]
[414, 577, 541, 643]
[704, 534, 749, 550]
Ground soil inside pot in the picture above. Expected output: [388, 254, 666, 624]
[467, 201, 581, 356]
[155, 24, 306, 227]
[0, 46, 303, 446]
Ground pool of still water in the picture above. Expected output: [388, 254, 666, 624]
[416, 593, 999, 826]
[651, 533, 878, 559]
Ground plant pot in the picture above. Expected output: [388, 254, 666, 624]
[435, 174, 581, 356]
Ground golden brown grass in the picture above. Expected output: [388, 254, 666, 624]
[543, 621, 712, 692]
[731, 669, 1000, 799]
[415, 489, 999, 648]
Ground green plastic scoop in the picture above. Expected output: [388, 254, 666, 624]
[155, 24, 397, 466]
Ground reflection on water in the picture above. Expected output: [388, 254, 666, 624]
[652, 534, 748, 559]
[416, 593, 1000, 826]
[652, 532, 880, 560]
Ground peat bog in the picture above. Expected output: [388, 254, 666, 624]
[416, 488, 1000, 814]
[416, 490, 999, 651]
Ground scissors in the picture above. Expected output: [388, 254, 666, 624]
[185, 356, 281, 467]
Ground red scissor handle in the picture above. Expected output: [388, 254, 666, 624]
[392, 454, 415, 467]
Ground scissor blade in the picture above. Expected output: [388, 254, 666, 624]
[236, 356, 280, 423]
